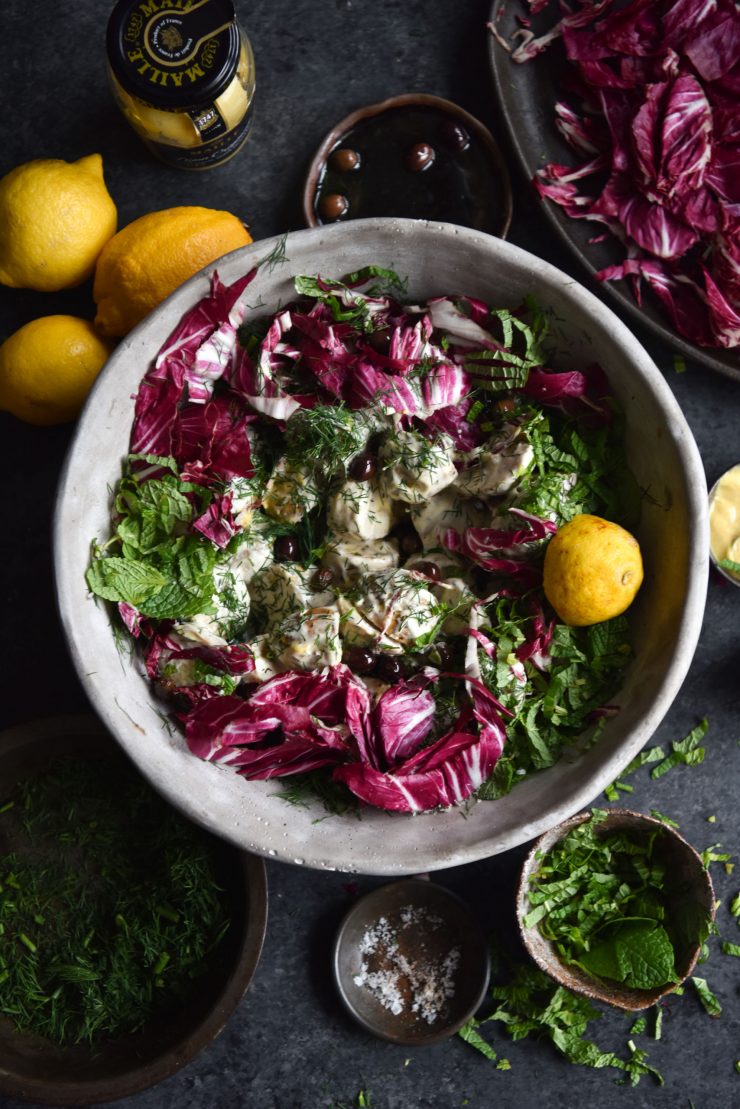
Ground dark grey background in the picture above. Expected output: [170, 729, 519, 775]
[1, 2, 739, 1107]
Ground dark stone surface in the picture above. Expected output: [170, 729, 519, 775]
[1, 1, 739, 1107]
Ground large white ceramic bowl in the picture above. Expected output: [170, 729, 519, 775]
[55, 219, 708, 875]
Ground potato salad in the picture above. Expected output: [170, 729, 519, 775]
[87, 262, 637, 813]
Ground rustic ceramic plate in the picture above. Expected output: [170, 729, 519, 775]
[487, 0, 740, 382]
[55, 218, 708, 875]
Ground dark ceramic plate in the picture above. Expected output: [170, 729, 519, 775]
[333, 878, 490, 1045]
[487, 0, 740, 382]
[0, 715, 268, 1106]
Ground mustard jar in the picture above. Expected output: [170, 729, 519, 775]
[106, 0, 256, 170]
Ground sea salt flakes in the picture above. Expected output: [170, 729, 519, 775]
[353, 904, 461, 1024]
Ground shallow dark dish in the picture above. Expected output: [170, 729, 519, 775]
[0, 715, 268, 1106]
[333, 878, 490, 1045]
[303, 93, 512, 238]
[517, 809, 715, 1012]
[487, 0, 740, 381]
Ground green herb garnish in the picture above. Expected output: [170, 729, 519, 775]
[650, 719, 708, 779]
[0, 756, 230, 1046]
[459, 961, 663, 1086]
[524, 810, 709, 991]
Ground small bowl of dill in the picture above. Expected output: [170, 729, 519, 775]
[0, 714, 268, 1105]
[516, 808, 715, 1012]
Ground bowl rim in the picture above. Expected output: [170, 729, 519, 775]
[54, 218, 709, 874]
[516, 807, 716, 1012]
[0, 714, 268, 1106]
[332, 877, 491, 1044]
[301, 92, 513, 238]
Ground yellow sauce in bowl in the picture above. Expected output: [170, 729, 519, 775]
[709, 464, 740, 583]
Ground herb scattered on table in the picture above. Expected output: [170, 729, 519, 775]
[523, 809, 711, 991]
[691, 976, 722, 1018]
[460, 961, 663, 1086]
[603, 718, 709, 800]
[0, 755, 230, 1045]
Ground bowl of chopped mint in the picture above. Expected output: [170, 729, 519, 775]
[517, 808, 715, 1012]
[0, 715, 268, 1105]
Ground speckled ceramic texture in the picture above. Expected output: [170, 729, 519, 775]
[516, 809, 715, 1011]
[54, 219, 708, 875]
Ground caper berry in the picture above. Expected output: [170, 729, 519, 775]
[274, 535, 299, 561]
[440, 120, 470, 151]
[344, 646, 376, 674]
[368, 327, 391, 353]
[348, 451, 378, 482]
[405, 142, 436, 172]
[375, 655, 403, 683]
[413, 560, 442, 582]
[329, 147, 361, 172]
[319, 193, 349, 221]
[312, 567, 335, 589]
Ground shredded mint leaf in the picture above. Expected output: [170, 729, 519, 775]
[651, 719, 708, 779]
[524, 810, 697, 993]
[650, 810, 680, 828]
[470, 963, 663, 1085]
[721, 941, 740, 957]
[691, 976, 721, 1017]
[457, 1018, 498, 1060]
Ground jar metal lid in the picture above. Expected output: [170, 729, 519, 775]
[107, 0, 240, 110]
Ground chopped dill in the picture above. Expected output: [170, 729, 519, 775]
[0, 756, 231, 1046]
[284, 403, 367, 474]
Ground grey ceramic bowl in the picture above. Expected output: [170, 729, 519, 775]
[517, 809, 715, 1011]
[333, 878, 490, 1045]
[0, 715, 268, 1105]
[55, 218, 708, 875]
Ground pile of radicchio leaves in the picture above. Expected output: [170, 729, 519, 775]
[493, 0, 740, 349]
[95, 266, 625, 815]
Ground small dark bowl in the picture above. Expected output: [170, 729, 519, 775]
[333, 878, 490, 1045]
[303, 93, 512, 238]
[517, 809, 715, 1012]
[0, 715, 268, 1105]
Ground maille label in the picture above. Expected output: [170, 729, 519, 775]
[120, 0, 235, 93]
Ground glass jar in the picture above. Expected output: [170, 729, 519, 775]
[106, 0, 256, 170]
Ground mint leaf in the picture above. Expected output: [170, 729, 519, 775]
[86, 557, 167, 606]
[610, 921, 677, 989]
[457, 1018, 498, 1060]
[651, 719, 708, 779]
[691, 976, 722, 1017]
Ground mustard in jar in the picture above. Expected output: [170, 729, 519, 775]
[106, 0, 256, 170]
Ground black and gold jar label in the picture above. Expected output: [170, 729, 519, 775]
[107, 0, 240, 108]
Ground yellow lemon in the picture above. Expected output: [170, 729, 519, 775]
[543, 513, 644, 626]
[0, 316, 114, 426]
[0, 155, 117, 291]
[93, 206, 252, 337]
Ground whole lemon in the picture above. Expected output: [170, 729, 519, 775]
[0, 155, 117, 291]
[0, 316, 114, 425]
[93, 206, 252, 337]
[543, 513, 644, 626]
